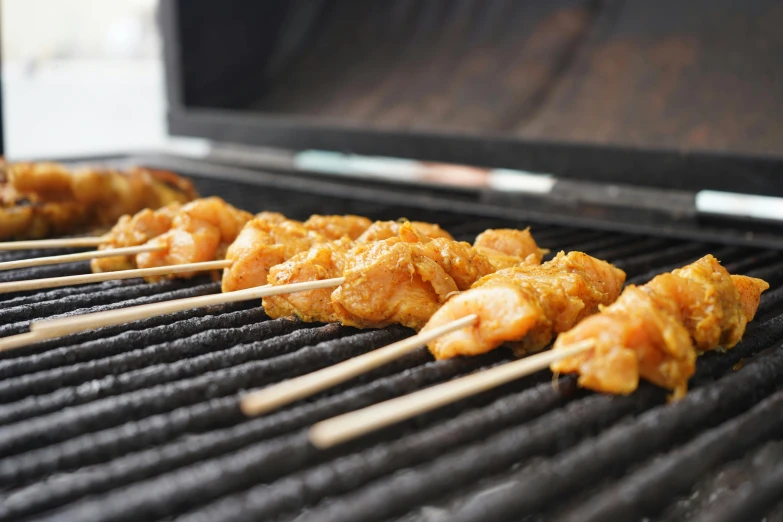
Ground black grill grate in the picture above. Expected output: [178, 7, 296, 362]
[0, 172, 782, 522]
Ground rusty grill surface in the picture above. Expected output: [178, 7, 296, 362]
[0, 173, 782, 522]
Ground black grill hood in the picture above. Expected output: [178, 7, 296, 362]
[161, 0, 783, 197]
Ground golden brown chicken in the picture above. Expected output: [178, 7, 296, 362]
[423, 251, 626, 359]
[551, 255, 769, 399]
[0, 161, 197, 240]
[330, 225, 546, 330]
[136, 197, 253, 280]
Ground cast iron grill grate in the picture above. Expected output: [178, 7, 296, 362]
[0, 171, 782, 522]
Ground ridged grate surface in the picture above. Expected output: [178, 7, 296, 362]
[0, 174, 782, 522]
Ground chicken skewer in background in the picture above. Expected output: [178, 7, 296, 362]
[552, 254, 769, 398]
[0, 203, 373, 286]
[241, 225, 547, 415]
[308, 254, 769, 448]
[0, 160, 198, 242]
[0, 197, 254, 273]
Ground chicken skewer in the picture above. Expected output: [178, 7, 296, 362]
[0, 160, 198, 242]
[551, 254, 769, 398]
[3, 224, 543, 353]
[307, 255, 767, 448]
[0, 197, 254, 272]
[30, 224, 539, 338]
[0, 236, 106, 251]
[241, 249, 618, 415]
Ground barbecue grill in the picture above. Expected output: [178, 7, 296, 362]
[2, 1, 783, 520]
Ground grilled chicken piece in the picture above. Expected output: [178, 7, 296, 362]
[552, 255, 769, 398]
[357, 220, 453, 243]
[423, 251, 625, 359]
[0, 161, 197, 240]
[303, 214, 373, 240]
[137, 197, 253, 280]
[92, 203, 182, 273]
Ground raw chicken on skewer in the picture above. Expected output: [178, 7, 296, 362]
[240, 225, 548, 415]
[308, 255, 767, 448]
[422, 251, 627, 359]
[552, 254, 769, 398]
[1, 217, 465, 348]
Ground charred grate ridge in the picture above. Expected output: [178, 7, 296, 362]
[176, 378, 581, 522]
[0, 260, 90, 284]
[0, 305, 265, 380]
[17, 357, 547, 522]
[0, 281, 220, 338]
[0, 279, 190, 324]
[0, 278, 141, 308]
[0, 319, 329, 423]
[0, 313, 298, 404]
[433, 345, 783, 522]
[0, 354, 513, 518]
[0, 327, 411, 457]
[554, 388, 783, 522]
[288, 388, 665, 522]
[687, 440, 783, 522]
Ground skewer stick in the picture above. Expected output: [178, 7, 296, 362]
[0, 332, 49, 353]
[0, 259, 233, 294]
[30, 277, 346, 340]
[0, 236, 106, 251]
[241, 314, 480, 417]
[308, 338, 595, 449]
[0, 245, 164, 271]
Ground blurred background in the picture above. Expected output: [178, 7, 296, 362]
[2, 0, 782, 163]
[1, 0, 204, 158]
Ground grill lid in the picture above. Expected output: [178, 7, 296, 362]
[162, 0, 783, 197]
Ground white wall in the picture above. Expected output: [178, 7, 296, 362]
[1, 0, 204, 159]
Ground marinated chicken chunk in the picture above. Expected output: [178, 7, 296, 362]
[266, 224, 545, 328]
[473, 228, 547, 263]
[331, 237, 461, 330]
[552, 255, 769, 398]
[222, 217, 328, 292]
[92, 203, 182, 273]
[303, 214, 372, 240]
[423, 251, 625, 359]
[263, 237, 353, 323]
[357, 220, 453, 243]
[137, 197, 252, 280]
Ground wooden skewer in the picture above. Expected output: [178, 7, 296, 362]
[28, 277, 346, 339]
[0, 245, 164, 271]
[241, 314, 480, 417]
[0, 332, 48, 353]
[0, 236, 106, 251]
[0, 259, 233, 294]
[308, 338, 595, 449]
